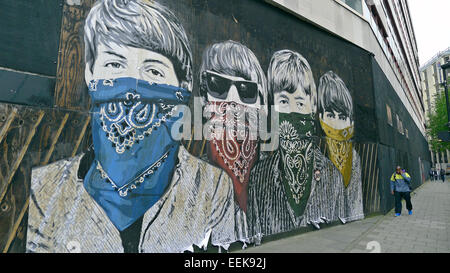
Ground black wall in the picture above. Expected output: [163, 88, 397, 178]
[372, 59, 431, 213]
[0, 0, 63, 107]
[0, 0, 63, 76]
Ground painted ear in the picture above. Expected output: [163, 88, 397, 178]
[85, 62, 94, 86]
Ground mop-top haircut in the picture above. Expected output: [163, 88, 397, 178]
[318, 71, 353, 121]
[199, 40, 268, 109]
[84, 0, 193, 89]
[267, 49, 317, 113]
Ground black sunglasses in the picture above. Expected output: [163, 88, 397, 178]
[201, 71, 263, 104]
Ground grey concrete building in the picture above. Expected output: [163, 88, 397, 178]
[420, 47, 450, 171]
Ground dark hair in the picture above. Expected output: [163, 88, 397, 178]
[267, 50, 317, 113]
[318, 71, 353, 121]
[199, 40, 267, 110]
[84, 0, 193, 89]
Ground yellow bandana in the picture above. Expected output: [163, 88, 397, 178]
[320, 119, 354, 188]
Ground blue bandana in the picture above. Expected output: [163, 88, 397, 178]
[84, 77, 191, 231]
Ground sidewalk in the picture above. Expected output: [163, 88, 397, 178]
[235, 180, 450, 253]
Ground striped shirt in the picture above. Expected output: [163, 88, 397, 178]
[246, 148, 352, 240]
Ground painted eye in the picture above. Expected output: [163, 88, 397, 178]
[148, 68, 163, 77]
[339, 115, 347, 121]
[105, 62, 123, 69]
[279, 99, 288, 105]
[327, 112, 335, 118]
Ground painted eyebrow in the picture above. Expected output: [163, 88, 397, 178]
[277, 94, 289, 100]
[104, 51, 126, 59]
[143, 59, 170, 69]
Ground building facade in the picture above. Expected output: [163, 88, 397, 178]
[420, 47, 450, 171]
[0, 0, 430, 253]
[266, 0, 430, 214]
[271, 0, 425, 135]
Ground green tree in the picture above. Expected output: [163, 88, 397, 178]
[426, 86, 450, 152]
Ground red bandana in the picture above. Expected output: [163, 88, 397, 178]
[205, 101, 259, 212]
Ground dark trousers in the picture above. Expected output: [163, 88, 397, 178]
[394, 191, 413, 214]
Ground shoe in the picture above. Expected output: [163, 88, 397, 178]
[395, 213, 401, 217]
[408, 210, 413, 215]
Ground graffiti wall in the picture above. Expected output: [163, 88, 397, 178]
[0, 0, 428, 253]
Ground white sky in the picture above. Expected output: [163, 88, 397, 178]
[408, 0, 450, 67]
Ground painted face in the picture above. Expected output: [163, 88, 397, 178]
[274, 87, 312, 114]
[84, 42, 192, 230]
[320, 110, 353, 130]
[205, 70, 262, 107]
[85, 42, 179, 87]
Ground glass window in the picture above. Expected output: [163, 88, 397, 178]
[343, 0, 363, 14]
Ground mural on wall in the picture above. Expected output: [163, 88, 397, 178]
[318, 71, 364, 223]
[26, 0, 240, 253]
[17, 0, 370, 253]
[200, 40, 265, 215]
[246, 50, 356, 241]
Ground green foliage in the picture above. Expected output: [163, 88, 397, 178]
[426, 86, 450, 152]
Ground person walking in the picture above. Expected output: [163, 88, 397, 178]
[434, 170, 439, 181]
[440, 168, 445, 182]
[429, 169, 434, 181]
[390, 166, 413, 216]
